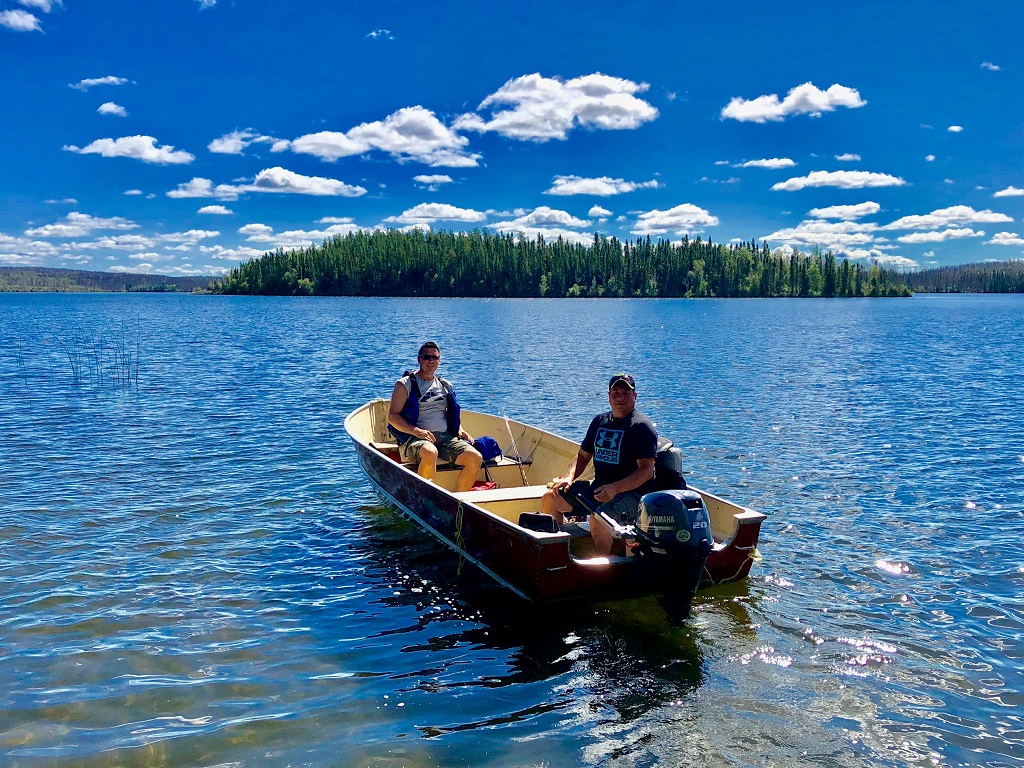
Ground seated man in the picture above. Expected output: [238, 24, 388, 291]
[387, 341, 483, 492]
[541, 373, 658, 555]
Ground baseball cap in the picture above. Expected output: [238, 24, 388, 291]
[608, 373, 636, 390]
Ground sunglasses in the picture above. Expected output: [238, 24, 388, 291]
[419, 354, 440, 360]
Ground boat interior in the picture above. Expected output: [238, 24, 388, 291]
[347, 399, 756, 553]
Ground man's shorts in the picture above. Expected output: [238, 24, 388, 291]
[402, 432, 473, 465]
[564, 480, 644, 526]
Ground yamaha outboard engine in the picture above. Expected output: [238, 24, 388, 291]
[634, 489, 713, 620]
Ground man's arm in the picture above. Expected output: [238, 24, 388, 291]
[548, 449, 593, 491]
[387, 381, 434, 443]
[592, 457, 655, 503]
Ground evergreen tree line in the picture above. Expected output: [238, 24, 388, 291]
[0, 267, 213, 293]
[214, 229, 912, 298]
[900, 259, 1024, 293]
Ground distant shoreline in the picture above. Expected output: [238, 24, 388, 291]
[3, 259, 1022, 295]
[0, 267, 215, 294]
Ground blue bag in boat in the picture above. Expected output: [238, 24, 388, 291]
[473, 436, 503, 464]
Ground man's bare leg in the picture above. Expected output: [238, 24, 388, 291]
[540, 489, 571, 524]
[590, 514, 614, 555]
[454, 449, 483, 492]
[417, 444, 439, 482]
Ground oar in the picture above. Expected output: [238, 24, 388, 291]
[502, 415, 530, 487]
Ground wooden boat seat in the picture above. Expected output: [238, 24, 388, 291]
[453, 484, 549, 504]
[370, 441, 530, 473]
[369, 441, 402, 461]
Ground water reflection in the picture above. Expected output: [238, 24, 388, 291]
[345, 502, 710, 738]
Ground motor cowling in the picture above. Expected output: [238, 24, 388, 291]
[634, 489, 713, 620]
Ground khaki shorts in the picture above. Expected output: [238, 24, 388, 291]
[402, 432, 473, 465]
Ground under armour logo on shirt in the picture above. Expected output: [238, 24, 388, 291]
[594, 428, 623, 463]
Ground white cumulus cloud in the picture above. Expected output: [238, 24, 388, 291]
[70, 234, 154, 251]
[986, 232, 1024, 246]
[25, 212, 139, 238]
[835, 153, 861, 162]
[244, 167, 367, 197]
[1, 9, 41, 31]
[198, 205, 233, 215]
[491, 206, 590, 230]
[159, 230, 220, 244]
[545, 175, 660, 196]
[589, 205, 612, 218]
[266, 223, 366, 248]
[413, 174, 454, 191]
[69, 76, 130, 91]
[167, 178, 238, 201]
[897, 228, 983, 243]
[289, 106, 479, 167]
[843, 250, 919, 269]
[200, 244, 267, 261]
[809, 202, 881, 220]
[884, 205, 1012, 230]
[762, 220, 877, 249]
[454, 72, 658, 142]
[64, 135, 195, 164]
[97, 102, 127, 117]
[948, 125, 964, 133]
[631, 204, 718, 236]
[772, 170, 905, 191]
[721, 82, 866, 123]
[18, 0, 62, 12]
[238, 223, 274, 238]
[168, 169, 366, 199]
[734, 158, 796, 169]
[994, 186, 1024, 198]
[382, 203, 487, 227]
[208, 130, 280, 155]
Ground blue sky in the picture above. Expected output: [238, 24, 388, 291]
[2, 0, 1022, 277]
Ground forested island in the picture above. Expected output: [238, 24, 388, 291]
[214, 229, 912, 298]
[3, 236, 1020, 297]
[0, 267, 214, 293]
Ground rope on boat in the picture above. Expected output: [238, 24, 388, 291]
[454, 500, 466, 576]
[703, 546, 761, 583]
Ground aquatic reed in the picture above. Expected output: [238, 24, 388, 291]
[11, 316, 141, 386]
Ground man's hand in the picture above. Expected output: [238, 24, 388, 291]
[546, 476, 572, 491]
[413, 428, 436, 443]
[592, 483, 618, 503]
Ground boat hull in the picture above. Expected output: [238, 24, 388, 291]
[346, 400, 766, 602]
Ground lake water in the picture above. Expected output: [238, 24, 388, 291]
[1, 293, 1022, 768]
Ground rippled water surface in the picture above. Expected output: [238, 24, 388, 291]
[1, 293, 1022, 767]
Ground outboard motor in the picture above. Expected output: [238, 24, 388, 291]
[634, 489, 713, 620]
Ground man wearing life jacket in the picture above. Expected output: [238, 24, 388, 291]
[387, 341, 483, 492]
[541, 373, 658, 555]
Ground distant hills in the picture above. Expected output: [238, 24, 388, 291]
[900, 259, 1024, 293]
[0, 267, 216, 293]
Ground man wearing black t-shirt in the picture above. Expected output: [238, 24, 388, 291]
[541, 373, 658, 554]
